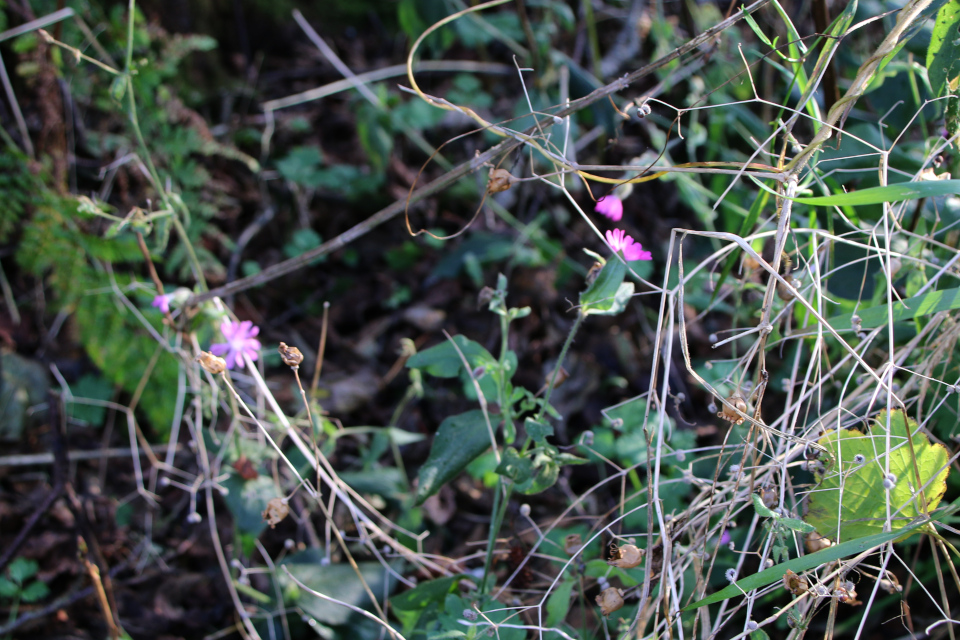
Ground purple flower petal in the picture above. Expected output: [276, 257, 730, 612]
[210, 320, 262, 370]
[152, 293, 173, 313]
[595, 195, 624, 221]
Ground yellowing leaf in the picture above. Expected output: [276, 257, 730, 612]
[805, 410, 949, 541]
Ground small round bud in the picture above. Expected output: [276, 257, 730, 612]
[707, 402, 717, 414]
[728, 464, 741, 475]
[853, 453, 865, 465]
[553, 116, 563, 125]
[764, 558, 774, 568]
[746, 620, 758, 631]
[580, 430, 594, 446]
[278, 342, 303, 368]
[187, 512, 202, 524]
[463, 609, 478, 621]
[709, 333, 718, 343]
[725, 568, 738, 583]
[159, 476, 171, 487]
[883, 473, 897, 490]
[284, 539, 296, 550]
[519, 503, 531, 517]
[675, 450, 686, 462]
[196, 351, 226, 375]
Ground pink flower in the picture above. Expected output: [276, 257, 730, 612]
[152, 293, 174, 313]
[210, 320, 261, 370]
[605, 229, 652, 261]
[594, 194, 623, 221]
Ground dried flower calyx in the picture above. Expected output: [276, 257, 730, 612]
[262, 497, 290, 529]
[607, 543, 645, 569]
[564, 534, 584, 556]
[717, 393, 748, 425]
[197, 351, 226, 375]
[487, 168, 517, 194]
[596, 586, 625, 616]
[782, 569, 808, 595]
[278, 342, 303, 368]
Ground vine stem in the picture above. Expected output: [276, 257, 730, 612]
[537, 311, 586, 423]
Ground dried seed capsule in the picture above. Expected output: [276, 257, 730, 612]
[782, 569, 808, 595]
[278, 342, 303, 368]
[197, 351, 226, 375]
[717, 393, 748, 425]
[596, 587, 624, 616]
[759, 485, 778, 510]
[804, 531, 832, 553]
[564, 534, 584, 556]
[607, 543, 645, 569]
[487, 168, 517, 194]
[262, 497, 290, 529]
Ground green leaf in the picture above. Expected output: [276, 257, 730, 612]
[682, 516, 929, 611]
[220, 473, 277, 536]
[580, 257, 625, 311]
[545, 579, 575, 628]
[496, 447, 533, 484]
[827, 287, 960, 330]
[276, 146, 324, 185]
[281, 549, 399, 627]
[584, 281, 634, 316]
[805, 409, 949, 541]
[752, 493, 778, 519]
[754, 178, 960, 206]
[515, 449, 560, 495]
[7, 558, 38, 585]
[406, 335, 494, 378]
[18, 580, 49, 603]
[390, 575, 465, 636]
[780, 517, 816, 533]
[416, 410, 493, 504]
[927, 0, 960, 96]
[67, 374, 114, 427]
[0, 578, 19, 599]
[525, 418, 554, 444]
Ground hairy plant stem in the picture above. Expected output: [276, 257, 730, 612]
[123, 0, 208, 291]
[537, 310, 586, 424]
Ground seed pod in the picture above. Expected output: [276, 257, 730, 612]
[758, 485, 778, 510]
[717, 393, 748, 425]
[262, 497, 290, 529]
[607, 543, 645, 569]
[564, 534, 584, 556]
[278, 342, 304, 368]
[804, 531, 832, 553]
[835, 585, 861, 606]
[635, 100, 652, 118]
[782, 569, 808, 595]
[596, 587, 625, 616]
[487, 168, 517, 194]
[585, 261, 603, 287]
[197, 351, 226, 375]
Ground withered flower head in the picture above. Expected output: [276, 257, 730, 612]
[596, 587, 624, 617]
[607, 543, 645, 569]
[564, 534, 584, 556]
[262, 497, 290, 529]
[782, 569, 808, 595]
[487, 168, 517, 194]
[717, 393, 748, 425]
[197, 351, 227, 375]
[278, 342, 304, 368]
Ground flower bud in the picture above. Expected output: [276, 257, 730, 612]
[278, 342, 304, 368]
[717, 393, 748, 425]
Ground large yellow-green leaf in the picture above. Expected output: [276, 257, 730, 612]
[805, 410, 949, 541]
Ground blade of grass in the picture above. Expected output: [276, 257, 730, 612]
[682, 517, 930, 611]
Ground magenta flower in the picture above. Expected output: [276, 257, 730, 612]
[594, 194, 623, 221]
[605, 229, 652, 261]
[209, 320, 261, 370]
[152, 293, 174, 313]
